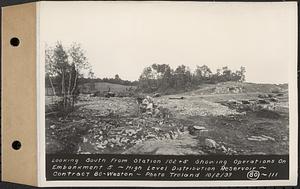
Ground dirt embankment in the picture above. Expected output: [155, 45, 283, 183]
[46, 81, 289, 155]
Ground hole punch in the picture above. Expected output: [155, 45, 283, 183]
[10, 37, 20, 47]
[12, 140, 22, 150]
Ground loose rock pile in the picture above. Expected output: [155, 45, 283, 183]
[77, 116, 183, 154]
[203, 138, 237, 155]
[157, 97, 239, 117]
[247, 135, 275, 142]
[222, 97, 278, 112]
[138, 96, 172, 119]
[214, 85, 243, 94]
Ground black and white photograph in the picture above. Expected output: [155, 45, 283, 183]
[38, 1, 297, 186]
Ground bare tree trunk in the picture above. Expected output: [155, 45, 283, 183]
[71, 71, 78, 95]
[61, 70, 66, 109]
[70, 71, 78, 108]
[67, 72, 72, 96]
[48, 76, 56, 96]
[61, 71, 65, 96]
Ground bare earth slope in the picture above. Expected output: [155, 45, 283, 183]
[46, 81, 289, 155]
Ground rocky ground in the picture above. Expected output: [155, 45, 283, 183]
[46, 82, 289, 155]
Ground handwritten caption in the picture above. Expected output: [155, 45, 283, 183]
[46, 154, 288, 180]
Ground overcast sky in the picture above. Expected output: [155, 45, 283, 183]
[40, 1, 297, 84]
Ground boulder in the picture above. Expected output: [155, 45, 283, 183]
[261, 135, 275, 141]
[146, 103, 154, 111]
[227, 99, 238, 104]
[193, 125, 206, 130]
[269, 98, 278, 102]
[169, 97, 185, 100]
[258, 99, 270, 104]
[258, 94, 269, 98]
[153, 93, 161, 97]
[153, 108, 161, 118]
[205, 138, 218, 148]
[220, 145, 227, 152]
[136, 96, 144, 104]
[92, 91, 101, 97]
[125, 129, 137, 136]
[104, 92, 115, 98]
[189, 125, 207, 135]
[241, 100, 250, 105]
[228, 87, 242, 93]
[146, 96, 154, 103]
[142, 98, 149, 105]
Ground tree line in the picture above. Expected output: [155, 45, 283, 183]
[79, 75, 138, 86]
[138, 64, 246, 93]
[46, 42, 246, 103]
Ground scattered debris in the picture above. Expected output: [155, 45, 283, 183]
[153, 93, 161, 98]
[105, 91, 116, 98]
[92, 91, 101, 97]
[222, 97, 278, 112]
[242, 100, 250, 104]
[214, 85, 243, 94]
[258, 99, 270, 104]
[247, 135, 275, 142]
[169, 97, 185, 100]
[261, 135, 275, 141]
[227, 99, 239, 105]
[193, 125, 206, 130]
[220, 145, 227, 152]
[125, 129, 137, 136]
[270, 98, 278, 102]
[258, 94, 269, 98]
[188, 125, 209, 136]
[248, 136, 268, 141]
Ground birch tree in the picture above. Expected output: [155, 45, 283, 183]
[45, 42, 91, 112]
[68, 43, 90, 96]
